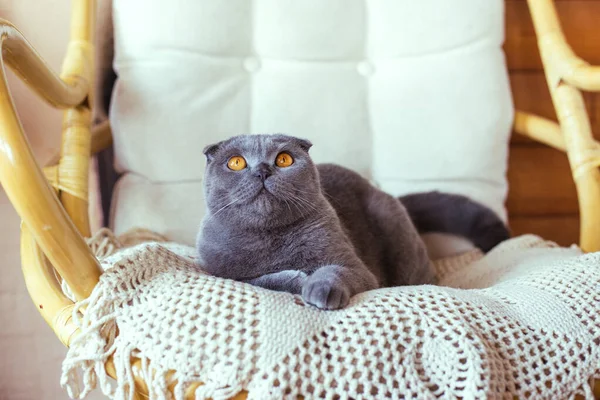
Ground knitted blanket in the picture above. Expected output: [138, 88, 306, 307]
[61, 234, 600, 400]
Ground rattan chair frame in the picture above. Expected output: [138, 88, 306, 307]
[0, 0, 598, 398]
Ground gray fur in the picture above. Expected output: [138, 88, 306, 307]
[196, 134, 435, 310]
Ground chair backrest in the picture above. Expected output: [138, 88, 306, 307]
[109, 0, 513, 244]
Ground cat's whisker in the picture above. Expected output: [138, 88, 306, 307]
[289, 199, 309, 216]
[281, 197, 293, 215]
[206, 199, 239, 222]
[292, 186, 340, 207]
[288, 192, 318, 210]
[283, 194, 306, 215]
[286, 193, 317, 215]
[292, 198, 316, 213]
[290, 187, 319, 197]
[286, 188, 323, 209]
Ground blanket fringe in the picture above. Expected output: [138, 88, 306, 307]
[194, 382, 244, 400]
[61, 282, 119, 398]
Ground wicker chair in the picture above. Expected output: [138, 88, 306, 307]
[0, 0, 599, 398]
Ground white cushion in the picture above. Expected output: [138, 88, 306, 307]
[110, 0, 514, 245]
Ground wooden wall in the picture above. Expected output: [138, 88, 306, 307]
[504, 0, 600, 246]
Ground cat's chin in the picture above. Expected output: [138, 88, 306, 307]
[251, 188, 276, 214]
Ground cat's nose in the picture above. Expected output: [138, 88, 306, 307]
[253, 163, 273, 182]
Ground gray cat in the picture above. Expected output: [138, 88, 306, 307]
[196, 134, 508, 310]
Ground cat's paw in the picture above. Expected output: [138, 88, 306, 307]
[302, 279, 350, 310]
[245, 270, 308, 294]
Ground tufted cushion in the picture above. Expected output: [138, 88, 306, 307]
[109, 0, 514, 245]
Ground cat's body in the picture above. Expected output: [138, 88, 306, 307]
[318, 164, 433, 288]
[198, 159, 433, 309]
[197, 134, 429, 309]
[196, 134, 508, 310]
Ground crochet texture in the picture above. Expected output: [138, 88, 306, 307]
[61, 235, 600, 400]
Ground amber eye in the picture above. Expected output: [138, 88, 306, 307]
[275, 152, 294, 168]
[227, 156, 247, 171]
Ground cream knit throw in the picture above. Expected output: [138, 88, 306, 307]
[61, 234, 600, 400]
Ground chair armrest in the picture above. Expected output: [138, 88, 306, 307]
[0, 19, 90, 107]
[526, 0, 600, 251]
[527, 0, 600, 92]
[20, 225, 80, 347]
[513, 111, 566, 151]
[0, 18, 102, 301]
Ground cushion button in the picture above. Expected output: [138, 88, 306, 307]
[243, 57, 261, 73]
[357, 61, 375, 77]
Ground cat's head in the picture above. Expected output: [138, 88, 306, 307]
[202, 134, 320, 227]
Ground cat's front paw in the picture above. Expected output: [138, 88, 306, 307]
[302, 279, 349, 310]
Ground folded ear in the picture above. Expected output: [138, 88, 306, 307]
[203, 141, 222, 162]
[294, 138, 313, 152]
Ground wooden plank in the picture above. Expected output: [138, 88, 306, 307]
[509, 215, 580, 247]
[508, 71, 599, 144]
[506, 145, 578, 215]
[510, 72, 558, 121]
[505, 1, 600, 71]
